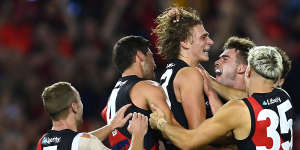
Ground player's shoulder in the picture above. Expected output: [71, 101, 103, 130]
[134, 80, 164, 95]
[79, 133, 92, 139]
[178, 67, 203, 79]
[175, 67, 203, 85]
[136, 80, 161, 89]
[223, 99, 249, 114]
[77, 133, 109, 150]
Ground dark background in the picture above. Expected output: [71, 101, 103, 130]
[0, 0, 299, 149]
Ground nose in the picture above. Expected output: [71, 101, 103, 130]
[207, 37, 214, 46]
[215, 58, 221, 67]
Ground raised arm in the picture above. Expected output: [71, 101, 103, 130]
[150, 100, 250, 149]
[90, 104, 132, 141]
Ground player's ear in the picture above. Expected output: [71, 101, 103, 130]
[237, 64, 247, 74]
[180, 39, 191, 49]
[275, 78, 285, 87]
[71, 101, 79, 113]
[136, 50, 145, 62]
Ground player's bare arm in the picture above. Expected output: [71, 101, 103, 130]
[90, 104, 132, 141]
[175, 67, 206, 128]
[131, 80, 180, 126]
[150, 100, 251, 150]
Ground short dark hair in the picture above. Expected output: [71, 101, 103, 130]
[223, 36, 256, 64]
[275, 47, 292, 79]
[112, 36, 150, 73]
[153, 7, 202, 60]
[42, 82, 77, 120]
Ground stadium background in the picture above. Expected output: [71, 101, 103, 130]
[0, 0, 299, 149]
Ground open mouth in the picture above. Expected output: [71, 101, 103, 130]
[215, 69, 222, 76]
[203, 49, 209, 54]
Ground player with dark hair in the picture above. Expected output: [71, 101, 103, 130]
[204, 36, 256, 114]
[102, 35, 179, 150]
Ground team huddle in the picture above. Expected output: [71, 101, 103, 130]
[37, 7, 294, 150]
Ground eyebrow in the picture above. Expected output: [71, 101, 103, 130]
[201, 32, 209, 37]
[219, 54, 230, 58]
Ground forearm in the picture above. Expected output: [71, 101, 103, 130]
[89, 124, 113, 141]
[161, 123, 197, 150]
[211, 79, 247, 101]
[128, 134, 144, 150]
[207, 93, 223, 114]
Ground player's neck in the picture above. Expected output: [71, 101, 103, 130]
[178, 55, 199, 67]
[52, 117, 78, 132]
[233, 75, 246, 90]
[122, 65, 143, 78]
[248, 76, 274, 96]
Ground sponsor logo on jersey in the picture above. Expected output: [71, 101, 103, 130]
[263, 97, 281, 105]
[166, 63, 175, 68]
[42, 137, 61, 144]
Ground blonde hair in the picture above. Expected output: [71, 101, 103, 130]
[152, 7, 202, 60]
[248, 46, 283, 80]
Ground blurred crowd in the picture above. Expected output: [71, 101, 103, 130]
[0, 0, 299, 149]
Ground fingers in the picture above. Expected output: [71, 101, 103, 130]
[123, 113, 132, 122]
[131, 112, 148, 123]
[118, 104, 132, 114]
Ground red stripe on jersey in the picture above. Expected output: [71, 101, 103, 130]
[102, 105, 108, 123]
[109, 129, 130, 147]
[36, 134, 46, 150]
[247, 96, 285, 150]
[248, 96, 273, 149]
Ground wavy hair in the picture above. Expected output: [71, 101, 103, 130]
[153, 7, 202, 60]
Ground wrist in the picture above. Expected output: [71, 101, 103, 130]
[108, 123, 115, 131]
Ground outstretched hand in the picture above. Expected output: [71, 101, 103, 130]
[149, 104, 167, 130]
[110, 104, 132, 129]
[127, 112, 148, 137]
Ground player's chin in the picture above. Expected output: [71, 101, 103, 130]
[200, 55, 209, 62]
[215, 76, 221, 82]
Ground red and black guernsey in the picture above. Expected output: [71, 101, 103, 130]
[237, 88, 294, 150]
[36, 129, 79, 150]
[102, 75, 159, 150]
[160, 59, 213, 150]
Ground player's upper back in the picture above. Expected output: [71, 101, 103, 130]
[104, 75, 159, 150]
[37, 129, 109, 150]
[239, 88, 294, 150]
[37, 129, 78, 150]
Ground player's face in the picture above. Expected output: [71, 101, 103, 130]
[189, 25, 214, 62]
[74, 89, 84, 128]
[142, 49, 156, 80]
[214, 49, 239, 87]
